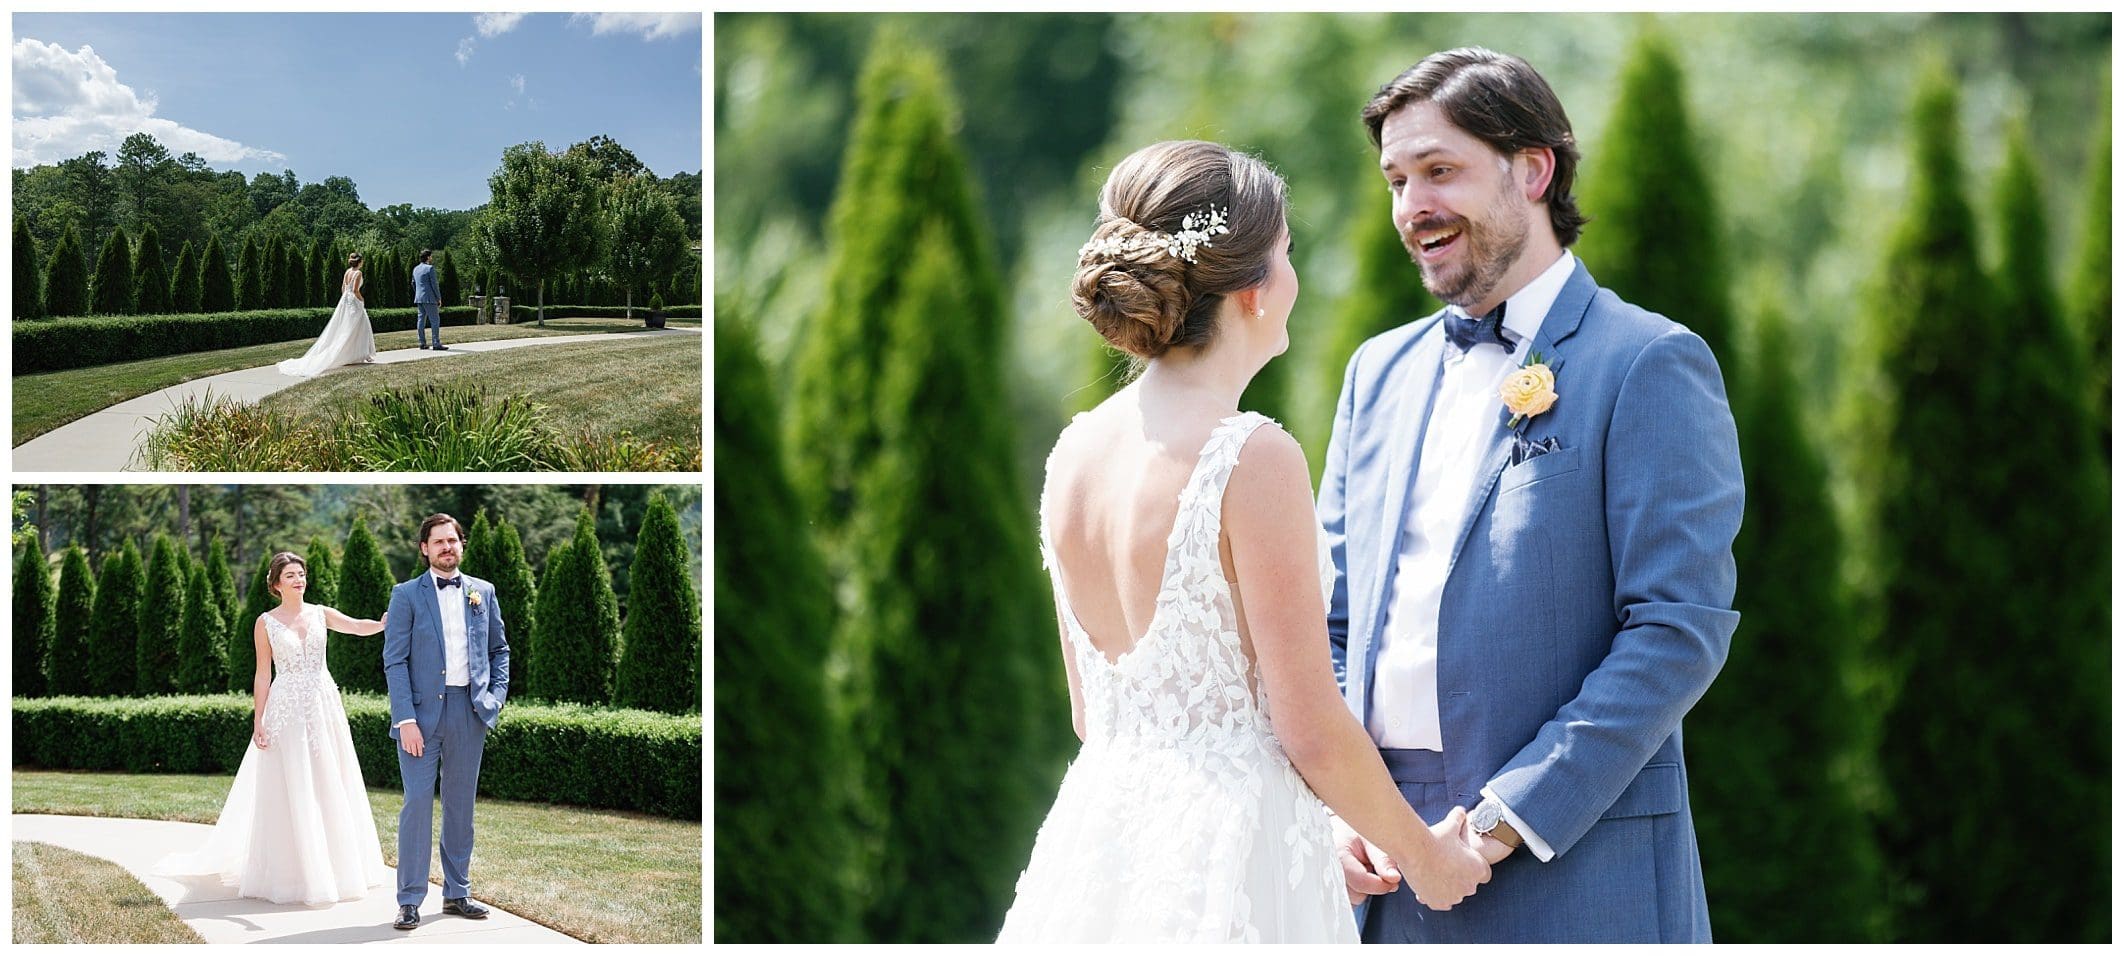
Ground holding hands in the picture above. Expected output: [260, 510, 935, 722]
[1335, 806, 1502, 911]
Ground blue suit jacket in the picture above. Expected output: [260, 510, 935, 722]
[1319, 260, 1742, 941]
[383, 572, 510, 739]
[412, 262, 440, 304]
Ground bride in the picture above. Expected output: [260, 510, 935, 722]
[155, 551, 394, 905]
[277, 252, 376, 378]
[996, 140, 1490, 943]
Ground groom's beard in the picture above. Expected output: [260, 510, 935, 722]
[428, 553, 461, 573]
[1404, 182, 1531, 309]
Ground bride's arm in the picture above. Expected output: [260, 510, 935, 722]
[323, 606, 386, 636]
[1052, 603, 1085, 742]
[251, 618, 273, 748]
[1223, 426, 1489, 909]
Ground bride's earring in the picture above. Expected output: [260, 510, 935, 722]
[1253, 307, 1265, 319]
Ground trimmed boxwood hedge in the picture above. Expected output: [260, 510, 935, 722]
[13, 692, 700, 820]
[499, 304, 702, 322]
[15, 307, 478, 373]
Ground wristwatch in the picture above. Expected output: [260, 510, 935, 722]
[1468, 798, 1523, 849]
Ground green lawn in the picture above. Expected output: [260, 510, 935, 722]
[261, 334, 702, 452]
[13, 841, 206, 944]
[12, 317, 692, 442]
[14, 769, 701, 944]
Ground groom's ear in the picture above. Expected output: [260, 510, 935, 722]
[1516, 146, 1557, 204]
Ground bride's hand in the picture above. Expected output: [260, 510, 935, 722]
[253, 720, 269, 750]
[1406, 806, 1490, 911]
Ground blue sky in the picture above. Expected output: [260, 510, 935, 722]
[13, 12, 702, 211]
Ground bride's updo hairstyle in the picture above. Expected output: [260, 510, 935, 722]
[1072, 140, 1288, 359]
[347, 253, 362, 267]
[266, 551, 306, 599]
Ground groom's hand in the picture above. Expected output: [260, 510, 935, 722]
[400, 723, 425, 757]
[1476, 834, 1515, 865]
[1330, 815, 1401, 905]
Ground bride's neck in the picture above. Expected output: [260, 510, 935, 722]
[1136, 336, 1263, 411]
[276, 594, 303, 612]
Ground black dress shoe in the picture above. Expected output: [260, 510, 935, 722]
[442, 897, 489, 919]
[433, 344, 450, 351]
[394, 905, 420, 930]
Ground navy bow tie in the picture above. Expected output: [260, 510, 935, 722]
[437, 576, 461, 589]
[1444, 302, 1515, 355]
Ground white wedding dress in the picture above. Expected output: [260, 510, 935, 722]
[154, 604, 392, 905]
[997, 412, 1359, 943]
[276, 270, 375, 378]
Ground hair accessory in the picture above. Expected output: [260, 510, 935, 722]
[1078, 205, 1231, 265]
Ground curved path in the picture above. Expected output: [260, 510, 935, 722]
[12, 813, 581, 944]
[12, 328, 699, 472]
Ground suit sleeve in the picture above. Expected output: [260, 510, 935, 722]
[485, 583, 510, 704]
[1484, 328, 1743, 858]
[383, 584, 415, 729]
[1317, 340, 1367, 697]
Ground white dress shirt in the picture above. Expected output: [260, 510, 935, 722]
[432, 569, 472, 687]
[1369, 251, 1577, 860]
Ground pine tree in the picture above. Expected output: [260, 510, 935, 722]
[135, 533, 188, 695]
[43, 225, 89, 317]
[1576, 29, 1733, 364]
[237, 234, 264, 311]
[532, 509, 621, 704]
[1864, 70, 2080, 943]
[715, 309, 858, 941]
[87, 541, 146, 696]
[50, 545, 97, 696]
[2069, 89, 2111, 454]
[305, 536, 340, 608]
[15, 216, 44, 318]
[14, 539, 55, 697]
[174, 564, 230, 693]
[91, 227, 136, 315]
[490, 518, 539, 699]
[132, 224, 172, 314]
[335, 515, 394, 694]
[1693, 300, 1885, 941]
[614, 493, 699, 713]
[199, 233, 236, 314]
[170, 239, 200, 314]
[228, 553, 273, 693]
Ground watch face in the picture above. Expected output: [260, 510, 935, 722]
[1470, 801, 1503, 832]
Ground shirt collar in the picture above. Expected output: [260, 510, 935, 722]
[1449, 249, 1575, 349]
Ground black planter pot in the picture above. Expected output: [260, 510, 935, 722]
[647, 309, 666, 329]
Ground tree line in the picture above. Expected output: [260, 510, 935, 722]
[15, 493, 699, 716]
[13, 132, 702, 321]
[714, 28, 2110, 944]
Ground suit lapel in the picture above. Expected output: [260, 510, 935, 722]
[1441, 261, 1598, 583]
[418, 573, 445, 652]
[1359, 315, 1447, 724]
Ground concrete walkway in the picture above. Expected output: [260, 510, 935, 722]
[13, 327, 700, 472]
[13, 814, 581, 944]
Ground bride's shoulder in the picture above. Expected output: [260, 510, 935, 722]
[1222, 419, 1309, 510]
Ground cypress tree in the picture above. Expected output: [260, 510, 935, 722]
[1694, 300, 1885, 941]
[14, 539, 55, 697]
[1311, 178, 1442, 474]
[465, 509, 494, 577]
[491, 519, 538, 700]
[91, 227, 136, 315]
[614, 492, 699, 713]
[533, 509, 621, 704]
[204, 537, 236, 630]
[135, 533, 187, 695]
[45, 226, 90, 318]
[133, 224, 172, 315]
[15, 216, 43, 318]
[199, 233, 236, 314]
[440, 250, 463, 307]
[261, 236, 284, 309]
[286, 242, 307, 310]
[50, 545, 96, 696]
[1864, 70, 2072, 943]
[87, 542, 145, 696]
[334, 515, 394, 694]
[1576, 29, 1733, 364]
[227, 553, 273, 693]
[319, 240, 340, 306]
[236, 234, 263, 311]
[715, 309, 858, 941]
[170, 240, 200, 314]
[2069, 89, 2111, 454]
[174, 563, 230, 693]
[305, 535, 340, 608]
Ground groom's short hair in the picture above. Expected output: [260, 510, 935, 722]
[419, 513, 464, 544]
[418, 249, 433, 263]
[1362, 47, 1588, 247]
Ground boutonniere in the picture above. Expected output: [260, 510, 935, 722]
[1500, 351, 1560, 432]
[466, 590, 483, 608]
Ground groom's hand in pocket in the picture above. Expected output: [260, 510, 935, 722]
[1330, 815, 1401, 905]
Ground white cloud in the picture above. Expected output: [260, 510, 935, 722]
[510, 73, 526, 95]
[475, 13, 526, 38]
[570, 13, 700, 41]
[456, 37, 476, 67]
[12, 38, 283, 168]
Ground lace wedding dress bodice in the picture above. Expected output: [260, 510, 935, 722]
[996, 412, 1356, 943]
[258, 604, 340, 755]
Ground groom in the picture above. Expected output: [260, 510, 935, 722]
[412, 249, 446, 350]
[1321, 48, 1742, 942]
[382, 513, 510, 930]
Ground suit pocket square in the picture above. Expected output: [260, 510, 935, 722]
[1501, 443, 1580, 491]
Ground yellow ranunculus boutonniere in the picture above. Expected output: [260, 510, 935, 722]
[467, 590, 482, 608]
[1501, 351, 1559, 429]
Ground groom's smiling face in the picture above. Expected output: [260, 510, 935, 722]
[1379, 101, 1533, 311]
[422, 525, 463, 573]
